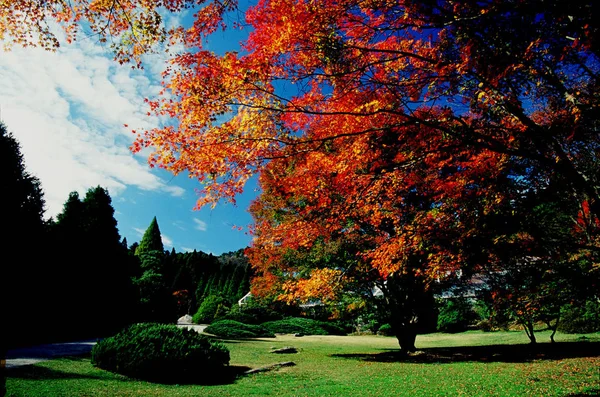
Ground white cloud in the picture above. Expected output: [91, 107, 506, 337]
[0, 33, 185, 218]
[161, 234, 174, 248]
[193, 218, 208, 231]
[133, 227, 146, 237]
[181, 246, 195, 253]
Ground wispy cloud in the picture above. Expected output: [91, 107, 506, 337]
[181, 246, 195, 253]
[193, 218, 208, 231]
[0, 29, 185, 217]
[133, 227, 146, 237]
[173, 221, 187, 231]
[161, 234, 173, 248]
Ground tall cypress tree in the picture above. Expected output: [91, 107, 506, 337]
[133, 217, 172, 322]
[135, 216, 164, 257]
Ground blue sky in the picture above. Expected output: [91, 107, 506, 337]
[0, 6, 256, 255]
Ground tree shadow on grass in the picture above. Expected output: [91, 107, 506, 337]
[330, 341, 600, 364]
[562, 388, 600, 397]
[5, 357, 252, 386]
[5, 357, 117, 382]
[150, 366, 253, 386]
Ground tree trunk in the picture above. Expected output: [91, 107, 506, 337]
[547, 315, 559, 344]
[395, 326, 417, 353]
[523, 322, 537, 344]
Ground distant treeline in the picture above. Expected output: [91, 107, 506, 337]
[164, 248, 251, 312]
[1, 122, 250, 348]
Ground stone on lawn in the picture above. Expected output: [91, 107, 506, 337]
[271, 346, 298, 354]
[177, 314, 193, 324]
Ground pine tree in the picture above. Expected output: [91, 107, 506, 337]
[135, 216, 164, 257]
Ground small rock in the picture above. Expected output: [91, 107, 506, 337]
[271, 346, 298, 354]
[294, 333, 304, 337]
[244, 361, 296, 375]
[177, 314, 193, 325]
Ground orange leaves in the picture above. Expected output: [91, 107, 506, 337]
[279, 268, 344, 304]
[7, 0, 598, 306]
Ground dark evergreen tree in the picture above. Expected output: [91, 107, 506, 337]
[82, 186, 136, 334]
[49, 186, 136, 338]
[1, 122, 48, 348]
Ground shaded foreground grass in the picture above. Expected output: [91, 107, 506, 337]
[5, 330, 600, 397]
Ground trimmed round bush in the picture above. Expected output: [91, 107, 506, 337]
[262, 317, 346, 336]
[91, 323, 229, 383]
[204, 320, 275, 338]
[377, 323, 394, 336]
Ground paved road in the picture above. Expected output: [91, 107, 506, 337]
[5, 340, 98, 368]
[4, 324, 209, 368]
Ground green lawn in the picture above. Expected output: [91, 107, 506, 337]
[5, 330, 600, 397]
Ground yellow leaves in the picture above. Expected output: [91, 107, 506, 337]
[0, 0, 199, 66]
[355, 99, 382, 114]
[280, 268, 344, 304]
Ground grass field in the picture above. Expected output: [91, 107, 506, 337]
[5, 330, 600, 397]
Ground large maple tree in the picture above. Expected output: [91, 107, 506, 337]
[138, 0, 598, 351]
[3, 0, 599, 350]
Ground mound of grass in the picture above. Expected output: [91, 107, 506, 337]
[262, 317, 346, 336]
[204, 320, 275, 338]
[91, 323, 229, 383]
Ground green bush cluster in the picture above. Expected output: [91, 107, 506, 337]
[558, 301, 600, 333]
[262, 317, 346, 336]
[223, 302, 284, 325]
[91, 323, 229, 383]
[204, 320, 275, 338]
[376, 323, 394, 336]
[192, 295, 231, 324]
[437, 298, 480, 333]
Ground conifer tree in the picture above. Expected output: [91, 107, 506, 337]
[133, 217, 172, 321]
[135, 216, 164, 257]
[1, 122, 47, 347]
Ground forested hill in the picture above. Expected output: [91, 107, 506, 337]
[163, 248, 251, 316]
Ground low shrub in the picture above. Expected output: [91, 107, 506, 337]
[91, 323, 229, 383]
[204, 320, 275, 338]
[377, 323, 394, 336]
[224, 302, 284, 325]
[262, 317, 346, 336]
[475, 319, 494, 332]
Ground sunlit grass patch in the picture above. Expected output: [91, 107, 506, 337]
[6, 331, 600, 397]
